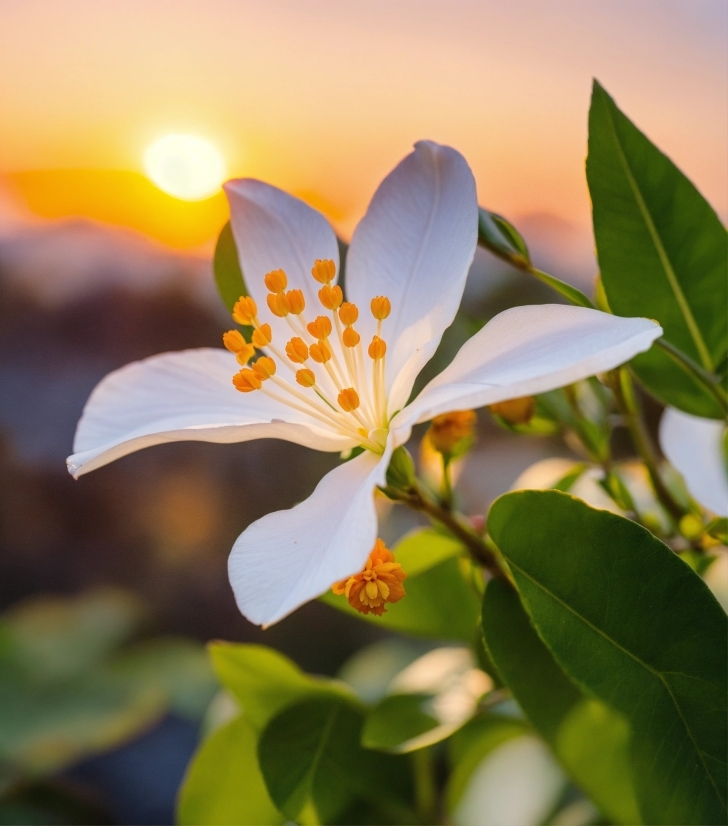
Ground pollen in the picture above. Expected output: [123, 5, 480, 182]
[368, 336, 387, 360]
[339, 302, 359, 326]
[489, 396, 536, 426]
[331, 539, 406, 616]
[319, 284, 343, 311]
[264, 268, 288, 293]
[251, 356, 277, 380]
[286, 337, 309, 363]
[343, 327, 361, 347]
[370, 296, 391, 320]
[309, 340, 332, 363]
[267, 292, 290, 318]
[233, 368, 262, 392]
[296, 368, 316, 388]
[286, 289, 305, 315]
[311, 258, 336, 284]
[428, 409, 477, 454]
[307, 316, 333, 340]
[232, 296, 257, 326]
[252, 323, 272, 348]
[338, 388, 360, 412]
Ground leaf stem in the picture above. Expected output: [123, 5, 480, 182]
[412, 747, 438, 825]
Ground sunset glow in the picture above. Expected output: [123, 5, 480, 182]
[144, 134, 226, 201]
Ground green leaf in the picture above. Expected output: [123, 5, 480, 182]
[213, 222, 247, 313]
[488, 490, 728, 824]
[258, 696, 412, 824]
[320, 530, 478, 642]
[208, 643, 346, 732]
[361, 694, 439, 753]
[587, 80, 728, 417]
[482, 578, 639, 824]
[177, 715, 284, 826]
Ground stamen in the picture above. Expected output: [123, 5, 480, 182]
[307, 316, 333, 340]
[309, 340, 332, 363]
[251, 356, 276, 380]
[286, 337, 309, 363]
[232, 296, 257, 326]
[370, 296, 391, 321]
[338, 388, 360, 412]
[233, 368, 262, 392]
[311, 258, 336, 284]
[342, 327, 360, 347]
[286, 289, 305, 315]
[252, 323, 272, 348]
[368, 336, 387, 361]
[264, 269, 288, 293]
[319, 285, 343, 311]
[223, 331, 256, 366]
[296, 368, 316, 387]
[267, 293, 290, 317]
[339, 302, 359, 326]
[331, 539, 406, 616]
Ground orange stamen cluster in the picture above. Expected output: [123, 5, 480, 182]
[332, 539, 407, 616]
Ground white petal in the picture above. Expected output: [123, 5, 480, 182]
[67, 349, 353, 478]
[224, 179, 340, 342]
[394, 305, 662, 429]
[660, 408, 728, 516]
[346, 141, 478, 413]
[228, 446, 390, 626]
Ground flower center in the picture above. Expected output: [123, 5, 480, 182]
[224, 259, 392, 453]
[331, 538, 407, 615]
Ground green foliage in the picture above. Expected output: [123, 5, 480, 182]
[587, 80, 728, 417]
[258, 695, 413, 824]
[488, 490, 728, 824]
[320, 529, 479, 641]
[178, 715, 284, 826]
[213, 221, 247, 312]
[361, 694, 440, 754]
[482, 578, 639, 824]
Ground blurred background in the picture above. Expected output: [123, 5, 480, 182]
[0, 1, 726, 822]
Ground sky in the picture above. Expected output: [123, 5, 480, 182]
[0, 0, 726, 252]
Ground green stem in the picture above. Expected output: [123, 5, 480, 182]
[412, 747, 438, 825]
[440, 456, 454, 511]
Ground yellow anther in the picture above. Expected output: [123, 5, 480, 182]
[264, 269, 288, 293]
[338, 388, 360, 412]
[331, 539, 406, 616]
[286, 289, 305, 315]
[311, 258, 336, 284]
[296, 368, 316, 388]
[309, 340, 332, 364]
[236, 349, 255, 366]
[488, 396, 536, 426]
[368, 336, 387, 361]
[233, 368, 262, 392]
[251, 356, 277, 380]
[370, 296, 391, 320]
[223, 329, 250, 353]
[267, 292, 290, 318]
[339, 302, 359, 326]
[252, 323, 272, 348]
[343, 327, 361, 348]
[286, 337, 309, 364]
[319, 284, 343, 311]
[232, 296, 257, 326]
[428, 410, 477, 454]
[307, 316, 332, 340]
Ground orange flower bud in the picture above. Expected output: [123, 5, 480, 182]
[264, 269, 288, 293]
[368, 336, 387, 360]
[286, 289, 305, 315]
[267, 292, 290, 317]
[232, 296, 257, 326]
[370, 296, 391, 320]
[311, 258, 336, 284]
[232, 368, 262, 392]
[428, 410, 477, 454]
[307, 316, 332, 340]
[338, 388, 360, 412]
[339, 302, 359, 326]
[296, 368, 316, 388]
[343, 327, 361, 348]
[251, 356, 276, 380]
[488, 396, 536, 425]
[251, 323, 272, 348]
[309, 340, 332, 363]
[318, 284, 343, 311]
[285, 337, 309, 363]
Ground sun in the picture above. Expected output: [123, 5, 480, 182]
[144, 134, 226, 201]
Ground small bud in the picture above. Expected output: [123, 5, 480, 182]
[307, 316, 332, 340]
[679, 514, 704, 542]
[267, 292, 290, 317]
[319, 284, 343, 311]
[488, 396, 536, 426]
[338, 388, 360, 412]
[286, 289, 305, 315]
[370, 296, 391, 320]
[339, 302, 359, 326]
[386, 446, 416, 490]
[286, 337, 309, 364]
[233, 368, 262, 392]
[311, 258, 336, 284]
[252, 323, 272, 348]
[428, 410, 477, 455]
[251, 356, 276, 380]
[368, 336, 387, 360]
[296, 368, 316, 387]
[264, 268, 288, 293]
[343, 327, 361, 348]
[232, 296, 257, 326]
[309, 340, 332, 363]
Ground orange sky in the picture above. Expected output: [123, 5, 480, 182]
[1, 0, 726, 250]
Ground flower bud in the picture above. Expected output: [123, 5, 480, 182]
[428, 410, 477, 455]
[319, 284, 343, 311]
[296, 368, 316, 387]
[385, 446, 416, 491]
[286, 337, 309, 363]
[264, 268, 287, 293]
[488, 396, 536, 426]
[370, 296, 391, 320]
[339, 302, 359, 326]
[286, 289, 305, 315]
[232, 296, 257, 326]
[233, 368, 262, 392]
[311, 258, 336, 284]
[252, 323, 272, 348]
[267, 292, 290, 317]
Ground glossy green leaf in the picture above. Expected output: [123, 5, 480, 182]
[489, 490, 728, 824]
[213, 222, 247, 312]
[258, 696, 412, 824]
[177, 715, 284, 826]
[587, 80, 727, 417]
[361, 694, 439, 753]
[209, 643, 346, 732]
[482, 578, 639, 824]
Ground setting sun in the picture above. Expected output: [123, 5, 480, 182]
[143, 134, 226, 201]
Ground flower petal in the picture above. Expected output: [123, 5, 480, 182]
[660, 407, 728, 516]
[67, 349, 353, 478]
[228, 446, 391, 626]
[394, 305, 662, 432]
[224, 179, 340, 342]
[345, 141, 478, 413]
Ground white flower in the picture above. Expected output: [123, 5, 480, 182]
[67, 141, 662, 626]
[659, 407, 728, 517]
